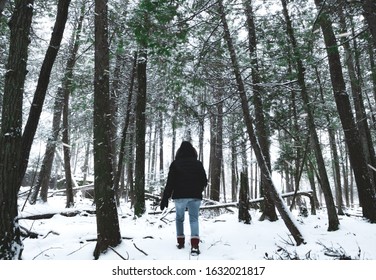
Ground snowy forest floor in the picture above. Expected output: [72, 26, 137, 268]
[18, 189, 376, 261]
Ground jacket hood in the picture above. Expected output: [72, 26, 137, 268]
[175, 141, 198, 160]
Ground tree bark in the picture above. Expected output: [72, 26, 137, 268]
[218, 0, 305, 245]
[93, 0, 121, 259]
[239, 172, 251, 224]
[134, 47, 148, 217]
[0, 0, 34, 260]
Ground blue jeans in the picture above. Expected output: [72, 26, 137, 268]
[174, 198, 201, 238]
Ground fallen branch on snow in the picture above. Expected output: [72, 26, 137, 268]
[133, 242, 148, 256]
[19, 210, 95, 220]
[20, 225, 40, 239]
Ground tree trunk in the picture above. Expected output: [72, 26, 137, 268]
[82, 141, 90, 185]
[249, 151, 254, 199]
[284, 159, 293, 205]
[291, 87, 301, 207]
[61, 5, 85, 208]
[307, 161, 320, 210]
[239, 172, 251, 224]
[134, 47, 148, 217]
[208, 114, 214, 199]
[368, 41, 376, 124]
[109, 59, 120, 178]
[114, 51, 137, 204]
[209, 89, 223, 202]
[0, 0, 34, 260]
[171, 101, 178, 161]
[30, 87, 64, 204]
[218, 0, 305, 245]
[126, 124, 135, 206]
[93, 0, 121, 259]
[198, 116, 205, 163]
[244, 0, 277, 222]
[62, 86, 74, 208]
[338, 132, 350, 208]
[221, 158, 226, 203]
[281, 0, 339, 230]
[315, 65, 344, 215]
[150, 123, 157, 183]
[231, 122, 238, 202]
[158, 110, 164, 177]
[315, 0, 376, 222]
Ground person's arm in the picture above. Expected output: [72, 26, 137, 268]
[200, 162, 208, 190]
[160, 163, 175, 210]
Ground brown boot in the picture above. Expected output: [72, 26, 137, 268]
[177, 236, 185, 249]
[191, 237, 200, 255]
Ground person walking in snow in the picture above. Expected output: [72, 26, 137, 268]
[160, 141, 207, 255]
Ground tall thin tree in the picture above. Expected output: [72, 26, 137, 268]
[93, 0, 121, 259]
[244, 0, 277, 221]
[134, 45, 148, 217]
[114, 51, 137, 203]
[61, 4, 86, 208]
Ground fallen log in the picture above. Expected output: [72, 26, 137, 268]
[49, 183, 94, 196]
[19, 213, 57, 220]
[148, 190, 315, 215]
[19, 209, 95, 220]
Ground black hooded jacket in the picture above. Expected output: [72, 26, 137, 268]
[163, 142, 207, 200]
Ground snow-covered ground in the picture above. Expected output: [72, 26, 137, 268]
[7, 190, 375, 279]
[17, 190, 376, 261]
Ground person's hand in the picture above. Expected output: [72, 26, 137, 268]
[160, 195, 169, 210]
